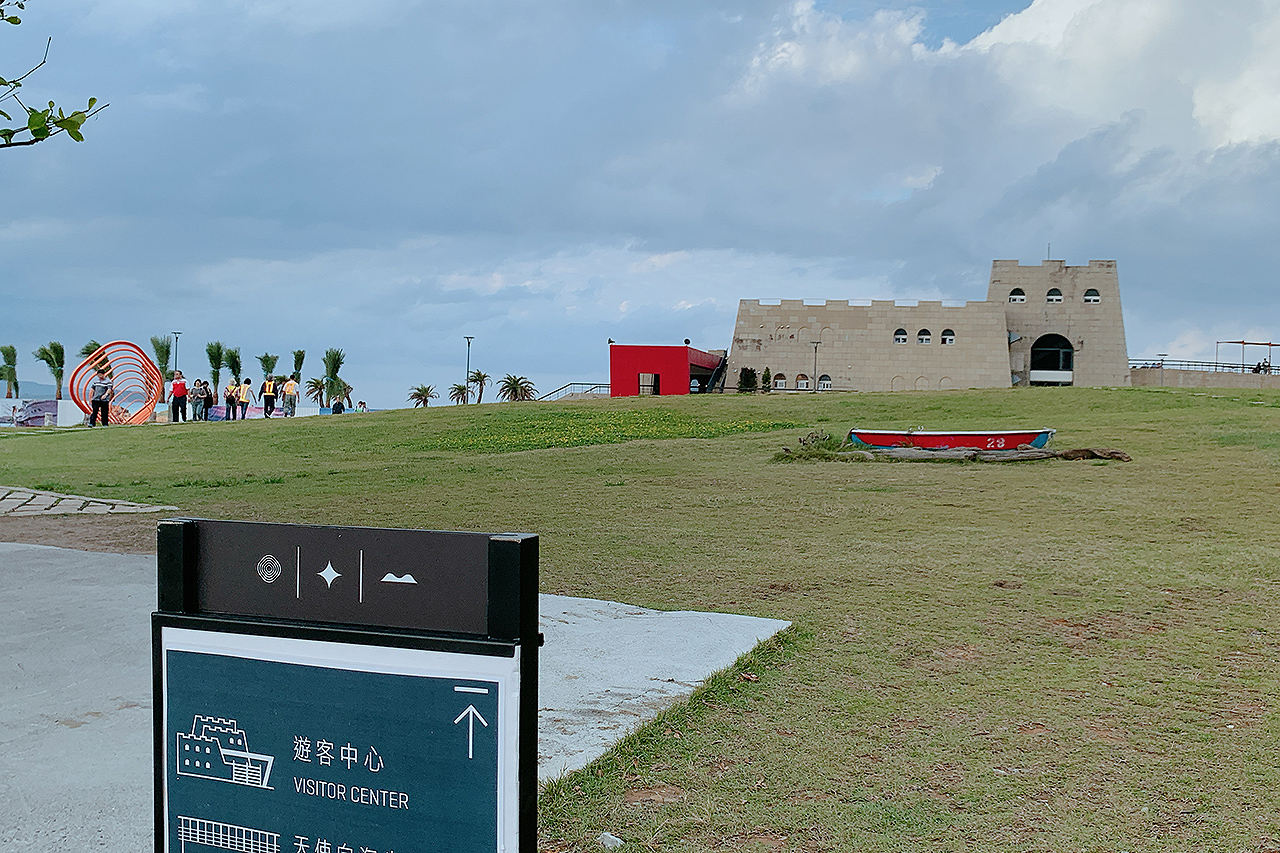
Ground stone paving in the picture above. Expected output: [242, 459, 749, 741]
[0, 486, 178, 516]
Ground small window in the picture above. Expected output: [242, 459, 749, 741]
[1046, 288, 1063, 303]
[893, 328, 908, 344]
[1083, 288, 1101, 303]
[773, 373, 786, 389]
[941, 329, 956, 345]
[917, 329, 931, 345]
[1008, 288, 1026, 303]
[796, 374, 810, 390]
[818, 374, 832, 390]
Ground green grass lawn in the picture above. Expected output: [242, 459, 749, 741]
[4, 387, 1280, 851]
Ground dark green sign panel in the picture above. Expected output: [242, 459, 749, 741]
[160, 628, 520, 853]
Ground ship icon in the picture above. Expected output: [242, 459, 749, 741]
[176, 715, 275, 789]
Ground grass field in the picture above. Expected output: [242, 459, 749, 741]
[3, 387, 1279, 852]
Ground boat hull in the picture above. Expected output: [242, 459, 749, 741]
[849, 428, 1055, 450]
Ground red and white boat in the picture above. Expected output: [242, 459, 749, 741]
[848, 428, 1055, 450]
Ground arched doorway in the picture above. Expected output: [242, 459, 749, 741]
[1030, 334, 1074, 385]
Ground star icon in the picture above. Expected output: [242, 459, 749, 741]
[317, 561, 342, 588]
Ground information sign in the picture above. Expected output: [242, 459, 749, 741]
[153, 519, 537, 853]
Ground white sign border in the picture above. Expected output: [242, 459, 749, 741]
[160, 625, 521, 853]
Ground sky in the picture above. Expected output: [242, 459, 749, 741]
[4, 0, 1280, 406]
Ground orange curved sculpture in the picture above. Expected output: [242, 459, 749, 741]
[69, 341, 164, 426]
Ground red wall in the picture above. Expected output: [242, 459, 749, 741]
[610, 345, 706, 397]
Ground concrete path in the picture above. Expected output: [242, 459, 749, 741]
[0, 486, 178, 516]
[0, 542, 789, 850]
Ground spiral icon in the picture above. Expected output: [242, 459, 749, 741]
[256, 554, 282, 584]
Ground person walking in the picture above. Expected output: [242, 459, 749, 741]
[88, 368, 113, 426]
[170, 370, 188, 423]
[282, 375, 299, 417]
[190, 380, 206, 421]
[259, 375, 278, 418]
[223, 379, 240, 420]
[203, 381, 217, 420]
[238, 377, 255, 420]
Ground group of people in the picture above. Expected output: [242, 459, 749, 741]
[86, 367, 310, 426]
[167, 371, 301, 422]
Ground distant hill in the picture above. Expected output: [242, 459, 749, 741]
[6, 380, 58, 400]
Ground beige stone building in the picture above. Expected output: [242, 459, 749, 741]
[726, 260, 1129, 391]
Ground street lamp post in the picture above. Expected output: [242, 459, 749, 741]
[464, 336, 474, 403]
[172, 331, 182, 377]
[811, 341, 820, 392]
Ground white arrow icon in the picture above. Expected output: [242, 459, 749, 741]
[453, 705, 488, 759]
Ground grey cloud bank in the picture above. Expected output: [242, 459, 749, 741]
[3, 0, 1278, 404]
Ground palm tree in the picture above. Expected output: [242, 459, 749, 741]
[305, 377, 327, 406]
[408, 384, 438, 407]
[0, 345, 17, 398]
[32, 342, 65, 399]
[77, 339, 113, 380]
[498, 374, 537, 402]
[224, 348, 243, 384]
[257, 352, 279, 378]
[292, 349, 306, 381]
[206, 341, 225, 391]
[150, 335, 173, 401]
[449, 383, 470, 405]
[322, 347, 345, 379]
[468, 369, 490, 403]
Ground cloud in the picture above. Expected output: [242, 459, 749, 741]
[5, 0, 1280, 405]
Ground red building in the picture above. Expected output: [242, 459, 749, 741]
[609, 344, 726, 397]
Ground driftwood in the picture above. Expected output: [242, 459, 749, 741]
[976, 449, 1058, 462]
[863, 447, 1130, 463]
[870, 448, 976, 461]
[1057, 447, 1132, 462]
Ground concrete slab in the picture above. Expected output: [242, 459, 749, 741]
[538, 596, 789, 780]
[0, 542, 789, 850]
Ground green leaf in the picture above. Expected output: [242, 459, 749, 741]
[65, 127, 83, 142]
[0, 129, 15, 144]
[87, 97, 97, 110]
[5, 16, 21, 24]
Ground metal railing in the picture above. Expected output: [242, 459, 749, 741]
[538, 382, 611, 401]
[1129, 358, 1274, 375]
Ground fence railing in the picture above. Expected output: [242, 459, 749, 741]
[1130, 358, 1274, 375]
[538, 382, 611, 401]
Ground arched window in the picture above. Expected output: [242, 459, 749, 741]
[772, 373, 786, 389]
[1046, 288, 1063, 303]
[818, 374, 832, 390]
[1009, 288, 1026, 303]
[917, 329, 931, 345]
[796, 373, 811, 390]
[940, 329, 956, 345]
[1083, 288, 1101, 303]
[893, 328, 908, 344]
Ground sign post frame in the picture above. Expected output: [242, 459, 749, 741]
[152, 518, 538, 853]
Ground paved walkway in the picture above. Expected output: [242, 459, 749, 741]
[0, 542, 789, 851]
[0, 486, 178, 516]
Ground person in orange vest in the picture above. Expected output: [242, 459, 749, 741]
[259, 375, 279, 418]
[282, 375, 299, 417]
[238, 378, 256, 420]
[223, 379, 240, 420]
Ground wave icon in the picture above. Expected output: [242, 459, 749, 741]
[380, 572, 418, 585]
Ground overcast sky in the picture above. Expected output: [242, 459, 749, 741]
[4, 0, 1280, 405]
